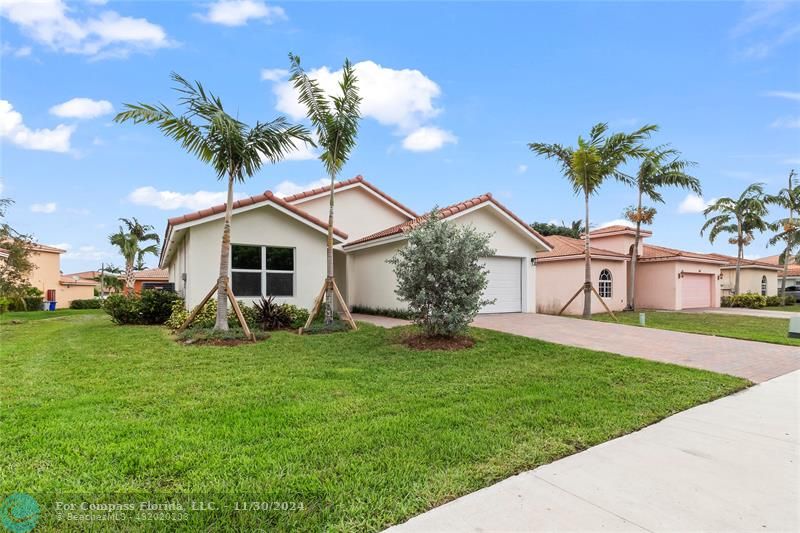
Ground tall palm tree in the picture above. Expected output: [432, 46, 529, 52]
[529, 123, 657, 317]
[115, 73, 310, 330]
[289, 53, 361, 325]
[701, 183, 772, 295]
[109, 217, 160, 291]
[624, 147, 701, 309]
[767, 170, 799, 300]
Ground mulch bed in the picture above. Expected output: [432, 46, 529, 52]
[400, 333, 475, 351]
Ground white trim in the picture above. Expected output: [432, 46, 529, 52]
[290, 182, 417, 219]
[719, 265, 783, 271]
[230, 243, 296, 298]
[342, 233, 410, 252]
[537, 254, 627, 263]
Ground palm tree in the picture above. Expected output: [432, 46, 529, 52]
[109, 217, 160, 291]
[115, 73, 310, 330]
[767, 170, 799, 301]
[624, 147, 701, 309]
[529, 122, 657, 317]
[701, 183, 772, 295]
[289, 53, 361, 325]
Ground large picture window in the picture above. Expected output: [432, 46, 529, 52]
[231, 244, 294, 297]
[598, 269, 612, 298]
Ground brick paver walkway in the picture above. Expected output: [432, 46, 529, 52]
[473, 313, 800, 382]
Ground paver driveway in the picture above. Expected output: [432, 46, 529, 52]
[472, 313, 800, 383]
[387, 370, 800, 532]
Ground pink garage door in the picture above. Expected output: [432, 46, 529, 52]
[681, 273, 712, 309]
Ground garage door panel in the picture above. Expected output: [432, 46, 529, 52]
[480, 257, 522, 313]
[681, 273, 712, 309]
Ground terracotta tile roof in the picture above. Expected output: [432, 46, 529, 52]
[63, 270, 101, 280]
[705, 253, 784, 270]
[28, 242, 66, 254]
[344, 193, 550, 248]
[588, 224, 652, 237]
[59, 275, 97, 286]
[165, 190, 348, 239]
[537, 235, 628, 261]
[639, 244, 728, 264]
[282, 175, 418, 217]
[130, 268, 169, 280]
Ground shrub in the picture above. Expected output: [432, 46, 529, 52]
[70, 299, 102, 309]
[253, 297, 292, 330]
[765, 295, 783, 307]
[720, 296, 732, 308]
[282, 303, 310, 329]
[165, 298, 189, 330]
[165, 298, 259, 331]
[104, 294, 143, 324]
[387, 211, 495, 337]
[729, 293, 767, 309]
[139, 290, 180, 324]
[351, 305, 413, 320]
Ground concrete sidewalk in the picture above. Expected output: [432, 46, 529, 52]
[386, 370, 800, 532]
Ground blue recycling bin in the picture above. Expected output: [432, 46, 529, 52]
[48, 301, 56, 311]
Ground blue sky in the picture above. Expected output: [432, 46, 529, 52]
[1, 0, 798, 273]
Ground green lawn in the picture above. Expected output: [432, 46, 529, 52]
[1, 312, 747, 531]
[593, 310, 800, 346]
[763, 303, 799, 312]
[0, 308, 99, 323]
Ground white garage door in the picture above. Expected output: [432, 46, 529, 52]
[681, 273, 712, 309]
[480, 256, 523, 313]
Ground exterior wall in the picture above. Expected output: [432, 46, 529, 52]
[590, 233, 640, 256]
[168, 233, 190, 298]
[536, 258, 627, 315]
[293, 187, 411, 241]
[720, 268, 779, 296]
[27, 250, 61, 298]
[635, 261, 679, 310]
[180, 205, 329, 310]
[56, 284, 95, 308]
[348, 240, 406, 311]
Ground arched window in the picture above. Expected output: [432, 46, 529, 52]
[599, 269, 612, 298]
[761, 275, 767, 296]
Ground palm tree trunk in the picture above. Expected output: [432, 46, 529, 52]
[734, 227, 742, 296]
[214, 173, 235, 331]
[582, 190, 592, 318]
[628, 189, 643, 310]
[780, 201, 794, 303]
[124, 261, 135, 294]
[324, 172, 336, 325]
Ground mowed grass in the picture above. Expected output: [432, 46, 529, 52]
[0, 308, 99, 323]
[593, 310, 800, 346]
[1, 312, 747, 531]
[763, 303, 799, 312]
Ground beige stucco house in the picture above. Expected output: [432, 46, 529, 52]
[706, 254, 782, 296]
[758, 254, 800, 289]
[160, 176, 552, 314]
[26, 243, 96, 308]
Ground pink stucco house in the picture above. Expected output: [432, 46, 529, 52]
[536, 225, 728, 314]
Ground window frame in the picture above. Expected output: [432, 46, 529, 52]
[230, 244, 295, 298]
[761, 275, 767, 296]
[598, 268, 613, 298]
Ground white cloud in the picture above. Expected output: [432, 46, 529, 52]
[764, 90, 800, 101]
[128, 186, 247, 210]
[517, 164, 528, 174]
[273, 178, 329, 198]
[770, 115, 800, 128]
[597, 219, 635, 229]
[0, 0, 171, 58]
[402, 126, 457, 152]
[50, 97, 113, 119]
[2, 42, 32, 57]
[60, 243, 114, 261]
[274, 60, 444, 132]
[260, 68, 288, 81]
[197, 0, 286, 26]
[30, 202, 57, 213]
[0, 100, 74, 153]
[678, 193, 716, 214]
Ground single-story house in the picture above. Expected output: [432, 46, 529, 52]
[26, 243, 96, 308]
[124, 268, 171, 294]
[757, 254, 800, 289]
[706, 254, 782, 296]
[160, 176, 552, 313]
[535, 225, 728, 313]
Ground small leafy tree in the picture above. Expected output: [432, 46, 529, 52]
[388, 212, 495, 338]
[530, 219, 584, 238]
[0, 198, 36, 309]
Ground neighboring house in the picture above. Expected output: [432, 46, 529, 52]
[122, 268, 171, 294]
[63, 270, 120, 297]
[706, 254, 782, 296]
[160, 176, 552, 313]
[536, 225, 728, 313]
[26, 243, 95, 308]
[757, 254, 800, 289]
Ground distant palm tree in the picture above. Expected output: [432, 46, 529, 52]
[109, 218, 159, 291]
[624, 147, 701, 309]
[529, 122, 656, 317]
[702, 183, 772, 295]
[767, 170, 799, 300]
[289, 54, 361, 325]
[115, 73, 310, 330]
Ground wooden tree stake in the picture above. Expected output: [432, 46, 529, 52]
[176, 284, 217, 333]
[300, 277, 357, 334]
[226, 284, 255, 340]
